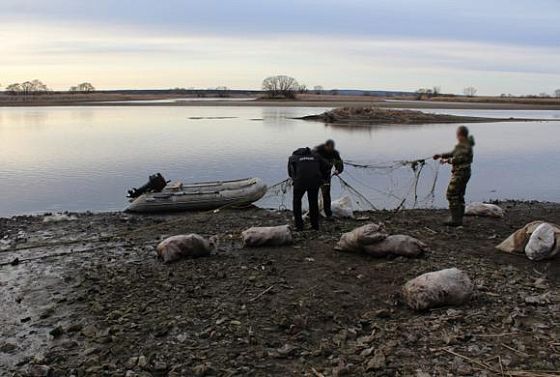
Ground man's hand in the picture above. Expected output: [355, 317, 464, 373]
[433, 154, 441, 160]
[333, 170, 340, 176]
[440, 158, 451, 165]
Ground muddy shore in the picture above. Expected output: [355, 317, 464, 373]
[299, 107, 540, 125]
[1, 202, 560, 376]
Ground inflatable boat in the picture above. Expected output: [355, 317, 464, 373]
[126, 177, 268, 213]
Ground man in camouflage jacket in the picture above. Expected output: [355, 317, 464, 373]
[433, 126, 475, 226]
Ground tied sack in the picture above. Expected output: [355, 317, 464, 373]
[496, 221, 560, 261]
[465, 202, 504, 218]
[362, 235, 428, 258]
[335, 223, 388, 252]
[403, 268, 474, 311]
[322, 195, 354, 218]
[242, 225, 292, 247]
[307, 195, 355, 219]
[156, 234, 216, 263]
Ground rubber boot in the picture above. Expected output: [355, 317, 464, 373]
[444, 207, 463, 227]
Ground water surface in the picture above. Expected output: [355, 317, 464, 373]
[1, 106, 559, 217]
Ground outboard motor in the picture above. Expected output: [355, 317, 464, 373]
[127, 173, 168, 198]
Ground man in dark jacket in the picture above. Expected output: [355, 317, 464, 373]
[288, 147, 330, 231]
[313, 140, 344, 218]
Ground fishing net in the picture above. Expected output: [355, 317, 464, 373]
[260, 157, 441, 212]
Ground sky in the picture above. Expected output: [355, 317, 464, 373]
[1, 0, 559, 95]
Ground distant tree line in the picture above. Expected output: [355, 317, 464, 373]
[5, 80, 50, 95]
[69, 82, 96, 93]
[3, 80, 97, 95]
[415, 86, 441, 99]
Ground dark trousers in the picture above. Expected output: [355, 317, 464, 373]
[320, 182, 332, 217]
[293, 185, 320, 230]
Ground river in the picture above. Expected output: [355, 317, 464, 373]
[1, 105, 559, 217]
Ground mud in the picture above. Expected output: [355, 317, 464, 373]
[300, 107, 541, 125]
[1, 202, 560, 376]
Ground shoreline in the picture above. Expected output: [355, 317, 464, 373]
[1, 200, 560, 374]
[2, 97, 560, 110]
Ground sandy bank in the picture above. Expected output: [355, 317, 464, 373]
[1, 202, 560, 375]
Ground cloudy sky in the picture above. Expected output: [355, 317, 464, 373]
[1, 0, 559, 95]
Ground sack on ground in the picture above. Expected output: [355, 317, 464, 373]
[525, 223, 559, 261]
[242, 225, 292, 247]
[465, 202, 504, 218]
[329, 195, 354, 218]
[403, 268, 473, 311]
[307, 195, 354, 219]
[496, 221, 560, 261]
[362, 235, 428, 258]
[156, 234, 216, 263]
[335, 223, 388, 252]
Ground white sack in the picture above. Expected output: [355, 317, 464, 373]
[156, 234, 216, 263]
[326, 195, 354, 218]
[496, 221, 560, 262]
[242, 225, 292, 247]
[525, 223, 558, 261]
[465, 202, 504, 218]
[335, 223, 388, 252]
[362, 235, 428, 258]
[403, 268, 473, 311]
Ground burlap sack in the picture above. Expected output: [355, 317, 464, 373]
[242, 225, 292, 247]
[496, 221, 560, 261]
[156, 234, 216, 263]
[335, 223, 388, 252]
[403, 268, 473, 311]
[362, 235, 428, 258]
[465, 202, 504, 218]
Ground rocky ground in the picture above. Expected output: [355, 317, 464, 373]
[300, 107, 539, 125]
[1, 202, 560, 377]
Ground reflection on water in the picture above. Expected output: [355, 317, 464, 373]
[1, 105, 560, 216]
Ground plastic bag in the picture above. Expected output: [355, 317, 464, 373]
[156, 234, 216, 263]
[403, 268, 473, 311]
[465, 202, 504, 218]
[335, 223, 388, 252]
[329, 195, 354, 218]
[525, 223, 558, 261]
[242, 225, 292, 247]
[362, 235, 428, 258]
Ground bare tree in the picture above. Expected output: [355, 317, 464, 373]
[298, 84, 308, 94]
[5, 83, 22, 95]
[31, 79, 49, 93]
[79, 82, 95, 93]
[463, 87, 478, 97]
[262, 75, 300, 98]
[432, 86, 441, 97]
[5, 80, 50, 96]
[313, 85, 323, 95]
[68, 82, 95, 93]
[416, 88, 435, 99]
[554, 89, 560, 98]
[215, 86, 230, 98]
[20, 81, 35, 95]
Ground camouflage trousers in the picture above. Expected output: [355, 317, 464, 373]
[446, 169, 471, 209]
